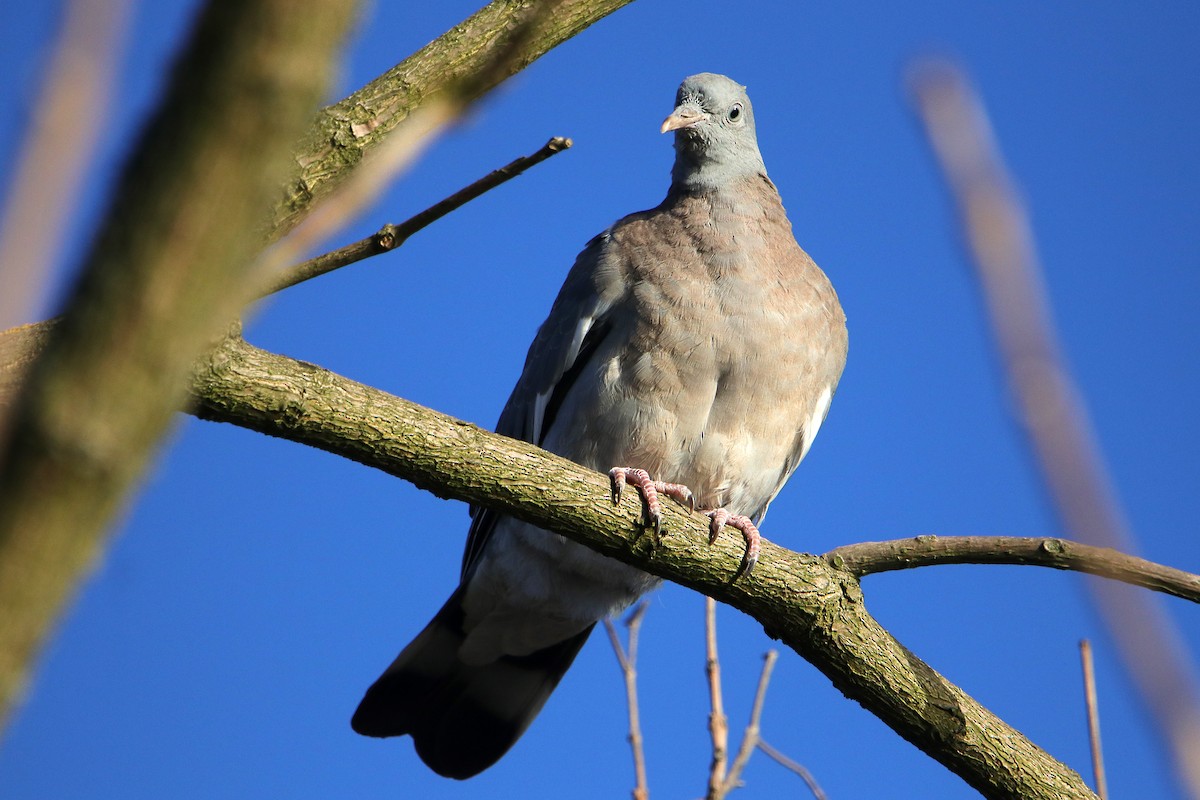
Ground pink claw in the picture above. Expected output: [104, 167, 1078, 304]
[608, 467, 695, 537]
[705, 509, 761, 577]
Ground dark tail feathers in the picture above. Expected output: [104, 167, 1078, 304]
[351, 587, 593, 779]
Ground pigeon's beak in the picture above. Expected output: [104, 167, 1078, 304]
[660, 104, 705, 134]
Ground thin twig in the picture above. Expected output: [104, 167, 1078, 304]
[258, 136, 572, 297]
[825, 535, 1200, 604]
[721, 650, 779, 794]
[910, 57, 1200, 797]
[254, 0, 572, 296]
[605, 601, 650, 800]
[757, 740, 828, 800]
[252, 99, 458, 296]
[1080, 640, 1108, 800]
[705, 596, 729, 800]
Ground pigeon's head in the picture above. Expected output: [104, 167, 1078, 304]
[662, 73, 766, 191]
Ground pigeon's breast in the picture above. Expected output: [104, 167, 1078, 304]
[543, 188, 844, 516]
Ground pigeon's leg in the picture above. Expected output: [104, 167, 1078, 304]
[608, 467, 695, 537]
[704, 509, 761, 578]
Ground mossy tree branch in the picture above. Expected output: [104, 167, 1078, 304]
[188, 332, 1097, 800]
[0, 0, 359, 726]
[0, 0, 638, 733]
[271, 0, 637, 237]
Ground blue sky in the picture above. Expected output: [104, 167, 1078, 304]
[2, 2, 1198, 798]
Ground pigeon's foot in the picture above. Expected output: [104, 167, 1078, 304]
[607, 467, 695, 537]
[704, 509, 760, 578]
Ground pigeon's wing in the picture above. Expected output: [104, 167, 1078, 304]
[461, 230, 625, 577]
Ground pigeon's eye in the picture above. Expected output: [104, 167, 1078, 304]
[728, 103, 743, 122]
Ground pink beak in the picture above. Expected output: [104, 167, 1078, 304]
[660, 104, 704, 134]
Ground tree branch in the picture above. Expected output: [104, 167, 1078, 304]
[757, 739, 828, 800]
[722, 650, 779, 796]
[1080, 639, 1108, 800]
[910, 59, 1200, 793]
[0, 0, 636, 735]
[604, 602, 651, 800]
[0, 0, 358, 728]
[271, 0, 637, 237]
[826, 536, 1200, 603]
[187, 332, 1097, 800]
[260, 136, 573, 297]
[705, 596, 729, 800]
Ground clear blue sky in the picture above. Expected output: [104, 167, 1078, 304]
[2, 2, 1198, 798]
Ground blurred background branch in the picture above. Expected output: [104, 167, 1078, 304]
[0, 0, 133, 334]
[0, 0, 635, 734]
[0, 0, 359, 729]
[910, 57, 1200, 799]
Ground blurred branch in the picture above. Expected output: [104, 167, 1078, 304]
[910, 57, 1200, 798]
[0, 0, 133, 332]
[0, 0, 359, 730]
[1080, 639, 1108, 800]
[757, 740, 828, 800]
[604, 601, 650, 800]
[260, 136, 572, 297]
[187, 332, 1097, 800]
[253, 97, 460, 293]
[825, 536, 1200, 603]
[0, 1, 634, 732]
[721, 650, 779, 796]
[0, 138, 577, 409]
[271, 0, 637, 238]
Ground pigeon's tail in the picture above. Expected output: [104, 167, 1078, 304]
[351, 587, 594, 780]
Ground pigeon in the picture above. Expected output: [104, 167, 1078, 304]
[351, 72, 848, 779]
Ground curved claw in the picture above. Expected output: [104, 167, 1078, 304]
[663, 482, 696, 512]
[608, 468, 627, 505]
[704, 509, 761, 579]
[607, 467, 695, 540]
[706, 508, 730, 545]
[608, 467, 662, 536]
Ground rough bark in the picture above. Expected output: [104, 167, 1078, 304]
[271, 0, 637, 237]
[187, 332, 1097, 800]
[0, 0, 637, 732]
[827, 536, 1200, 603]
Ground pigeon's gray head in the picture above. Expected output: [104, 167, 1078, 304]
[662, 73, 767, 192]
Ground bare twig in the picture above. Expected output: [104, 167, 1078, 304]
[1080, 640, 1108, 800]
[252, 98, 459, 294]
[253, 0, 573, 295]
[825, 536, 1200, 604]
[758, 740, 828, 800]
[910, 57, 1200, 797]
[260, 136, 572, 297]
[722, 650, 779, 795]
[605, 601, 650, 800]
[271, 0, 635, 236]
[705, 596, 729, 800]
